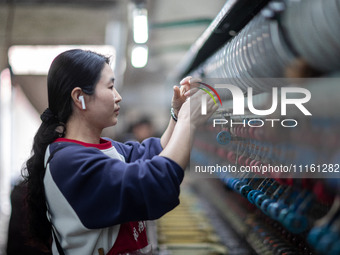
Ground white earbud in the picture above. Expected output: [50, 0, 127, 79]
[79, 95, 86, 110]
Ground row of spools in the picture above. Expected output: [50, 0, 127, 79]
[192, 132, 340, 255]
[192, 117, 340, 255]
[192, 0, 340, 98]
[189, 0, 340, 254]
[222, 176, 340, 255]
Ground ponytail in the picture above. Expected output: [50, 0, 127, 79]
[23, 110, 65, 249]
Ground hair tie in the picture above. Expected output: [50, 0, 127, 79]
[40, 108, 58, 123]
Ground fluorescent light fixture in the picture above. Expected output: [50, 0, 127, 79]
[131, 45, 148, 68]
[8, 45, 116, 75]
[133, 8, 148, 44]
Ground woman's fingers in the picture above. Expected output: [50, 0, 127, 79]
[178, 76, 204, 98]
[173, 86, 181, 99]
[188, 77, 202, 87]
[179, 78, 219, 122]
[184, 87, 199, 97]
[180, 76, 192, 85]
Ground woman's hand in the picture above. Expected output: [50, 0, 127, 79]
[178, 88, 218, 128]
[161, 77, 200, 148]
[171, 76, 200, 116]
[160, 88, 218, 169]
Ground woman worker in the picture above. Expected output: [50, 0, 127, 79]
[23, 49, 217, 255]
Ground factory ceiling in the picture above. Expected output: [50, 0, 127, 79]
[0, 0, 225, 117]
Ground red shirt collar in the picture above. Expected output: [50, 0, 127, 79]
[54, 138, 112, 150]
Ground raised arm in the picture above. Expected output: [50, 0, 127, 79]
[160, 76, 192, 148]
[160, 88, 218, 169]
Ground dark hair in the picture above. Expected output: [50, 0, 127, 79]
[22, 49, 110, 249]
